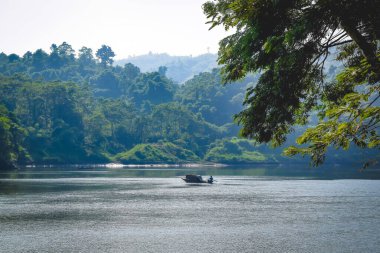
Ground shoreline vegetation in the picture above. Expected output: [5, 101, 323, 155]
[0, 44, 378, 171]
[22, 163, 228, 169]
[14, 159, 374, 170]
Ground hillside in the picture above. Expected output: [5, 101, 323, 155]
[0, 43, 378, 169]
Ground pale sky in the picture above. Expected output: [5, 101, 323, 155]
[0, 0, 227, 59]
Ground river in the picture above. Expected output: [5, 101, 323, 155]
[1, 164, 380, 252]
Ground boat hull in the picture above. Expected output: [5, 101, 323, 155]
[181, 175, 213, 184]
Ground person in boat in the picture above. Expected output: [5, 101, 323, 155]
[208, 175, 213, 183]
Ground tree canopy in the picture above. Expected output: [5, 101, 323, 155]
[204, 0, 380, 165]
[96, 45, 116, 66]
[0, 41, 377, 170]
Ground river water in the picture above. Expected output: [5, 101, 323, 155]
[1, 165, 380, 252]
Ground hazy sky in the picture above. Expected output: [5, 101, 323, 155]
[0, 0, 228, 59]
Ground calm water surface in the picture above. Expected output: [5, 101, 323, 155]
[1, 165, 380, 252]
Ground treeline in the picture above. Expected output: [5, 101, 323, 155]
[1, 43, 372, 170]
[1, 42, 269, 169]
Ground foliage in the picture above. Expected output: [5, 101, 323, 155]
[96, 45, 116, 66]
[175, 69, 255, 125]
[204, 0, 380, 165]
[114, 142, 200, 164]
[0, 71, 228, 166]
[1, 40, 378, 168]
[128, 72, 177, 107]
[0, 105, 28, 169]
[146, 103, 225, 155]
[204, 138, 273, 164]
[285, 52, 380, 165]
[0, 76, 107, 164]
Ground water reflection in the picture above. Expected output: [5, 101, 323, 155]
[0, 164, 379, 195]
[1, 163, 380, 180]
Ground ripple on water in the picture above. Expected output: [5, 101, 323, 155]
[0, 170, 380, 252]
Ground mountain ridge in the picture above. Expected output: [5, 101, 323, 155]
[115, 53, 218, 84]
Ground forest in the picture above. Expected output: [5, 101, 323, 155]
[0, 42, 377, 170]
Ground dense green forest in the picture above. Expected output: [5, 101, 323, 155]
[0, 43, 377, 170]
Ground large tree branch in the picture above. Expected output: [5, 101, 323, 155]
[340, 18, 380, 79]
[329, 40, 353, 47]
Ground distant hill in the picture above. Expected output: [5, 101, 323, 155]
[115, 53, 218, 84]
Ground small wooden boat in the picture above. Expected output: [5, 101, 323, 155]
[181, 174, 213, 184]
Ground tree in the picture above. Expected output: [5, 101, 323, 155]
[91, 70, 121, 97]
[129, 72, 177, 106]
[22, 51, 33, 65]
[0, 53, 8, 65]
[57, 42, 75, 65]
[158, 66, 167, 76]
[96, 45, 115, 66]
[31, 49, 49, 71]
[123, 63, 140, 79]
[204, 0, 380, 165]
[48, 44, 63, 68]
[8, 54, 20, 63]
[175, 68, 252, 126]
[0, 105, 27, 170]
[148, 103, 223, 155]
[78, 46, 95, 66]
